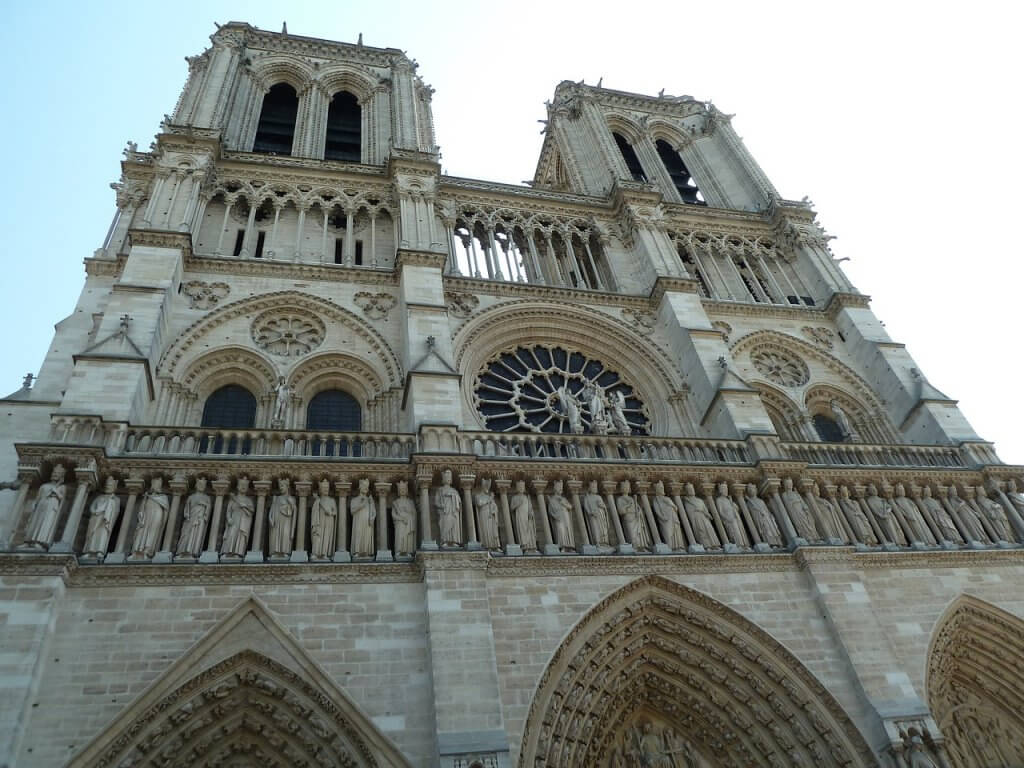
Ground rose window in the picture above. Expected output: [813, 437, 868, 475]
[473, 345, 649, 434]
[751, 347, 809, 387]
[251, 310, 325, 357]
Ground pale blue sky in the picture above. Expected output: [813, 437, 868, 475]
[3, 1, 1022, 462]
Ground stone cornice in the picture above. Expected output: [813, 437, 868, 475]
[183, 253, 399, 286]
[216, 22, 403, 67]
[219, 151, 388, 179]
[703, 299, 828, 321]
[440, 176, 610, 212]
[826, 291, 873, 317]
[395, 249, 446, 270]
[85, 254, 126, 278]
[127, 229, 193, 257]
[442, 275, 649, 309]
[66, 561, 421, 586]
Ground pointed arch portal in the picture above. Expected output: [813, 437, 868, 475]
[519, 576, 877, 767]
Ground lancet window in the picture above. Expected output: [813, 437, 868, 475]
[656, 139, 705, 205]
[252, 83, 299, 155]
[324, 91, 361, 162]
[306, 389, 362, 432]
[201, 385, 257, 429]
[613, 132, 647, 182]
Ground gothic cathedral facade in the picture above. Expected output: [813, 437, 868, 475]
[1, 22, 1022, 768]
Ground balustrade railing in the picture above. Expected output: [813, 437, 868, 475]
[460, 431, 751, 464]
[780, 441, 964, 468]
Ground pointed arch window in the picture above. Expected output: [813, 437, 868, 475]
[812, 413, 846, 443]
[201, 385, 257, 429]
[253, 83, 298, 155]
[613, 132, 647, 182]
[324, 91, 361, 162]
[306, 389, 362, 432]
[656, 139, 705, 205]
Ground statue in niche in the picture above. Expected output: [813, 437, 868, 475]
[919, 486, 962, 543]
[893, 484, 934, 544]
[582, 480, 612, 549]
[616, 480, 651, 552]
[975, 486, 1012, 541]
[547, 479, 575, 551]
[683, 482, 720, 548]
[746, 483, 782, 547]
[221, 476, 255, 557]
[865, 484, 903, 545]
[309, 478, 337, 559]
[557, 386, 584, 435]
[781, 478, 819, 541]
[267, 477, 297, 558]
[584, 383, 610, 435]
[947, 486, 987, 543]
[838, 485, 876, 545]
[272, 377, 290, 423]
[715, 482, 747, 547]
[349, 478, 376, 557]
[904, 734, 940, 768]
[830, 399, 857, 440]
[435, 469, 463, 547]
[651, 481, 686, 550]
[510, 479, 538, 553]
[83, 476, 121, 558]
[608, 390, 632, 435]
[175, 476, 211, 558]
[812, 483, 846, 541]
[391, 480, 417, 557]
[131, 476, 169, 559]
[474, 477, 502, 551]
[23, 464, 67, 548]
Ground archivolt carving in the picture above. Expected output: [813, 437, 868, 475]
[927, 595, 1024, 767]
[518, 576, 877, 768]
[181, 346, 278, 402]
[288, 352, 386, 402]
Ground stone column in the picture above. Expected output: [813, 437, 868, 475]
[333, 479, 352, 562]
[4, 466, 39, 550]
[291, 480, 311, 563]
[107, 476, 143, 563]
[375, 481, 393, 562]
[154, 474, 187, 563]
[636, 481, 669, 554]
[51, 464, 97, 553]
[495, 478, 520, 556]
[459, 474, 480, 550]
[201, 476, 231, 563]
[532, 478, 558, 555]
[566, 479, 593, 554]
[417, 474, 437, 550]
[602, 480, 631, 554]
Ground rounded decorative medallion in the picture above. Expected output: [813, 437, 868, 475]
[251, 309, 325, 357]
[750, 347, 809, 387]
[473, 345, 649, 434]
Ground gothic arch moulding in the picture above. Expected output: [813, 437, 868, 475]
[518, 576, 878, 768]
[926, 594, 1024, 767]
[67, 597, 412, 768]
[317, 65, 377, 103]
[180, 345, 279, 405]
[249, 54, 316, 92]
[453, 301, 685, 436]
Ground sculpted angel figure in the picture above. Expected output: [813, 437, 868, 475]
[309, 478, 337, 559]
[350, 478, 377, 557]
[132, 477, 169, 559]
[391, 480, 417, 556]
[435, 469, 463, 547]
[651, 481, 685, 550]
[221, 476, 255, 557]
[547, 479, 575, 552]
[510, 479, 538, 553]
[683, 483, 719, 548]
[919, 486, 962, 544]
[616, 480, 651, 552]
[715, 482, 747, 547]
[23, 465, 67, 548]
[474, 477, 502, 551]
[838, 485, 876, 545]
[267, 478, 297, 558]
[608, 390, 632, 435]
[745, 483, 781, 547]
[83, 476, 121, 558]
[582, 480, 611, 548]
[175, 476, 211, 558]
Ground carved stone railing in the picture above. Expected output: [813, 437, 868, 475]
[460, 431, 751, 464]
[780, 441, 964, 469]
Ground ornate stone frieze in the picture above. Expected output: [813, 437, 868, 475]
[181, 280, 230, 309]
[353, 291, 396, 320]
[251, 308, 326, 357]
[445, 291, 480, 319]
[711, 320, 732, 342]
[621, 307, 656, 335]
[802, 325, 835, 349]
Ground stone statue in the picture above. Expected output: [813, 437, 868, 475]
[893, 484, 934, 545]
[617, 480, 651, 552]
[866, 484, 903, 545]
[745, 483, 781, 547]
[558, 386, 584, 434]
[830, 399, 856, 440]
[683, 483, 720, 548]
[272, 376, 290, 423]
[582, 480, 611, 549]
[585, 383, 609, 434]
[23, 464, 67, 548]
[781, 478, 818, 541]
[919, 486, 962, 544]
[948, 486, 986, 543]
[639, 722, 673, 768]
[510, 479, 538, 553]
[435, 469, 463, 547]
[221, 476, 255, 557]
[349, 478, 376, 557]
[651, 481, 686, 550]
[474, 477, 502, 551]
[391, 480, 417, 557]
[309, 478, 337, 559]
[175, 476, 211, 558]
[132, 477, 169, 559]
[267, 478, 297, 558]
[547, 479, 575, 551]
[663, 727, 701, 768]
[812, 483, 846, 542]
[83, 476, 120, 558]
[839, 485, 876, 545]
[905, 734, 940, 768]
[608, 389, 631, 435]
[715, 482, 746, 547]
[1006, 478, 1024, 518]
[976, 486, 1012, 541]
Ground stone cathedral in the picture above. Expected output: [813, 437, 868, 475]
[2, 21, 1024, 768]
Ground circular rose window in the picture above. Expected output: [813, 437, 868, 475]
[751, 347, 809, 388]
[251, 310, 325, 357]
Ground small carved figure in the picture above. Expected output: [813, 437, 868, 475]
[638, 722, 673, 768]
[583, 480, 611, 548]
[221, 477, 255, 557]
[510, 479, 538, 553]
[1006, 479, 1024, 518]
[23, 465, 67, 548]
[391, 480, 417, 556]
[474, 477, 502, 551]
[617, 480, 652, 551]
[866, 484, 903, 545]
[893, 484, 934, 544]
[781, 478, 819, 541]
[745, 483, 781, 547]
[175, 476, 211, 558]
[309, 479, 337, 559]
[435, 469, 462, 547]
[557, 386, 584, 435]
[83, 476, 121, 557]
[272, 377, 290, 423]
[830, 399, 856, 440]
[812, 483, 846, 542]
[976, 486, 1012, 541]
[585, 384, 610, 434]
[838, 485, 876, 545]
[905, 734, 940, 768]
[652, 481, 686, 550]
[547, 479, 575, 551]
[948, 486, 987, 543]
[267, 478, 297, 558]
[349, 478, 376, 557]
[919, 486, 962, 543]
[715, 482, 747, 547]
[132, 477, 169, 559]
[682, 483, 719, 548]
[608, 389, 632, 435]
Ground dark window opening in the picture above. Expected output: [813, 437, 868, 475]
[201, 385, 257, 429]
[355, 240, 363, 266]
[740, 272, 763, 303]
[613, 132, 647, 182]
[756, 275, 773, 301]
[837, 330, 846, 343]
[306, 389, 362, 432]
[787, 295, 800, 305]
[801, 296, 816, 306]
[324, 91, 361, 162]
[694, 269, 711, 298]
[232, 230, 245, 257]
[254, 231, 266, 259]
[334, 238, 343, 264]
[813, 414, 846, 443]
[253, 83, 298, 155]
[656, 139, 705, 205]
